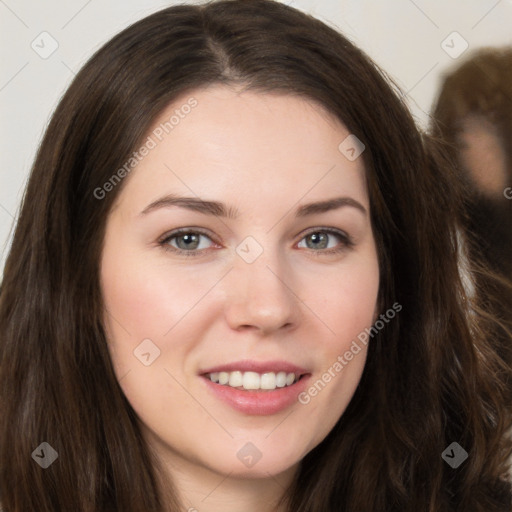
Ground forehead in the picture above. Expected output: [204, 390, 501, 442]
[113, 85, 369, 214]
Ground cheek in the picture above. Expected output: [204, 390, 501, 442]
[100, 247, 237, 401]
[102, 263, 175, 336]
[316, 253, 380, 349]
[99, 244, 202, 374]
[100, 254, 209, 428]
[295, 253, 379, 438]
[100, 211, 236, 335]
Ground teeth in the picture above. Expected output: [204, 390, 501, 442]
[276, 371, 287, 388]
[260, 372, 276, 389]
[228, 371, 243, 387]
[208, 371, 299, 390]
[242, 371, 260, 390]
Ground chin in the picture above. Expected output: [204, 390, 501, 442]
[191, 434, 308, 480]
[209, 455, 300, 480]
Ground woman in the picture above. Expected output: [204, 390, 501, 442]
[0, 1, 510, 510]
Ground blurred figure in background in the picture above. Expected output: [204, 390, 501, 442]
[432, 50, 512, 463]
[431, 47, 512, 282]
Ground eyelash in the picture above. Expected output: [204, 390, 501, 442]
[157, 227, 354, 258]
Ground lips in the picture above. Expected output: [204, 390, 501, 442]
[199, 360, 311, 415]
[200, 360, 309, 376]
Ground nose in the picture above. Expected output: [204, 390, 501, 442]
[223, 247, 301, 335]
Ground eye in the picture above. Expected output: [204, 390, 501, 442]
[296, 228, 354, 255]
[158, 228, 217, 256]
[158, 227, 354, 257]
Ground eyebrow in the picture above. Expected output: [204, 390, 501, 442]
[139, 194, 367, 218]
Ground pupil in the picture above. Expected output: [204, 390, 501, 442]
[180, 234, 198, 249]
[309, 232, 326, 249]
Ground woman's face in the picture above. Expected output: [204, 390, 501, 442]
[100, 85, 380, 480]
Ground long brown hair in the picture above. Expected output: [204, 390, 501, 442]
[1, 1, 511, 510]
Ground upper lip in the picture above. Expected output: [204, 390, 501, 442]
[200, 360, 309, 376]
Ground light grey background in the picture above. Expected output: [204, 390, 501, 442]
[1, 0, 512, 277]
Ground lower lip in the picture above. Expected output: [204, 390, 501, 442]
[201, 375, 311, 415]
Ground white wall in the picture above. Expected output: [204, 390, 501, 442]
[1, 0, 511, 276]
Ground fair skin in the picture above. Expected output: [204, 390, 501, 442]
[100, 85, 380, 512]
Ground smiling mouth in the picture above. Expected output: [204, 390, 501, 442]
[204, 370, 306, 391]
